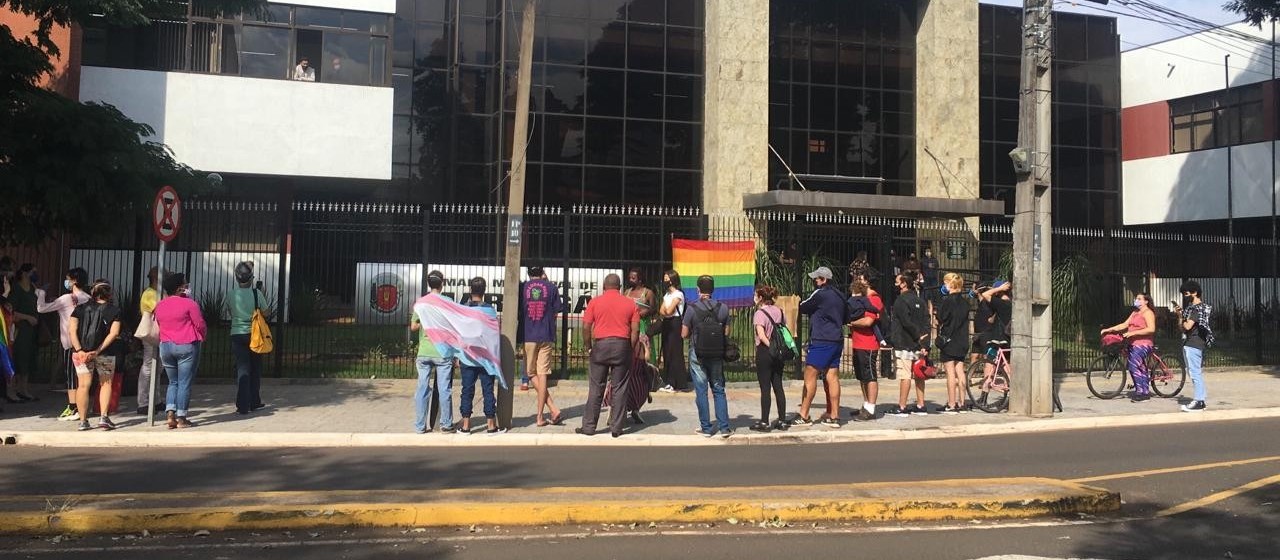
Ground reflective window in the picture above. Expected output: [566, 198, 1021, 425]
[240, 25, 291, 79]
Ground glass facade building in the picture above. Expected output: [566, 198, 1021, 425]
[80, 1, 1121, 223]
[767, 0, 917, 197]
[979, 5, 1121, 228]
[393, 0, 705, 207]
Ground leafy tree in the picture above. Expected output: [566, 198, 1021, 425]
[1224, 0, 1280, 26]
[0, 0, 264, 246]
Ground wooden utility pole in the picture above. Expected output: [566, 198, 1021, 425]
[1010, 0, 1054, 417]
[497, 0, 536, 429]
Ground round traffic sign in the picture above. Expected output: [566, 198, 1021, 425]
[153, 186, 182, 243]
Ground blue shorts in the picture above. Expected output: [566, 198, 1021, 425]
[806, 341, 843, 370]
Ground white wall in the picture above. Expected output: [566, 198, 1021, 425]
[271, 0, 395, 13]
[1123, 141, 1280, 225]
[1122, 22, 1276, 108]
[80, 67, 393, 180]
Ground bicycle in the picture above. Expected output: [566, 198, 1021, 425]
[966, 343, 1011, 413]
[1085, 343, 1186, 400]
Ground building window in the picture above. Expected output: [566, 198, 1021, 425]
[83, 1, 392, 86]
[1170, 83, 1266, 153]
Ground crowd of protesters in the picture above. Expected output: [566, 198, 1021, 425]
[0, 256, 271, 430]
[0, 248, 1217, 436]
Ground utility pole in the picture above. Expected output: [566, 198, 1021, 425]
[497, 0, 536, 429]
[1225, 54, 1237, 338]
[1009, 0, 1054, 417]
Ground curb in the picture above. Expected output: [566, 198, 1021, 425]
[5, 406, 1279, 448]
[0, 478, 1119, 535]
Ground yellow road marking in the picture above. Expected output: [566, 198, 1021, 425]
[1068, 455, 1280, 483]
[1155, 473, 1280, 517]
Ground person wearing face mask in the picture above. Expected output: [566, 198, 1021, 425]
[5, 264, 42, 403]
[153, 273, 206, 429]
[37, 268, 92, 421]
[227, 262, 266, 415]
[1101, 292, 1157, 402]
[657, 270, 688, 393]
[1173, 281, 1213, 412]
[920, 247, 940, 292]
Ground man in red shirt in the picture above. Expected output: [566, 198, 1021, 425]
[849, 278, 882, 422]
[577, 273, 640, 438]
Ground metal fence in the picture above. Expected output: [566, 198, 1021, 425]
[9, 201, 1279, 384]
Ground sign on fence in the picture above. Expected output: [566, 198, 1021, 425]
[355, 263, 621, 325]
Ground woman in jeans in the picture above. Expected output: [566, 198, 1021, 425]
[227, 262, 265, 415]
[657, 270, 688, 392]
[751, 285, 787, 432]
[153, 273, 206, 429]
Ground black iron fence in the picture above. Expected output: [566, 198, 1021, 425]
[12, 201, 1279, 383]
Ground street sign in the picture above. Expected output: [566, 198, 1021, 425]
[153, 186, 182, 242]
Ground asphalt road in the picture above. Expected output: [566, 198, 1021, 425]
[0, 418, 1277, 495]
[0, 418, 1277, 559]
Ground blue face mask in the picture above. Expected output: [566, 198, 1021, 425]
[28, 272, 40, 285]
[63, 279, 73, 291]
[1133, 299, 1142, 308]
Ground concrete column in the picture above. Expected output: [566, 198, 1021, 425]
[701, 0, 770, 213]
[916, 0, 981, 275]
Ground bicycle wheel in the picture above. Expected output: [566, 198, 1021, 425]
[1086, 354, 1127, 399]
[966, 358, 1010, 413]
[1148, 352, 1187, 398]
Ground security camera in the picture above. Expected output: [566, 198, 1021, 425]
[1008, 147, 1032, 175]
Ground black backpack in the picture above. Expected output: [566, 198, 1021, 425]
[762, 307, 797, 362]
[693, 300, 727, 360]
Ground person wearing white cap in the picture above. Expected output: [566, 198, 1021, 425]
[793, 266, 847, 428]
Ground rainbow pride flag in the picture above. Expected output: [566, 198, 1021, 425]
[672, 239, 756, 307]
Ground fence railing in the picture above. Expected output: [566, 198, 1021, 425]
[8, 201, 1278, 384]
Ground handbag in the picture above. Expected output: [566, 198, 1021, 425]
[724, 339, 741, 363]
[134, 311, 159, 345]
[645, 319, 664, 338]
[249, 289, 274, 354]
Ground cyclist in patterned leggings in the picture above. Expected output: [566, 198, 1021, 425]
[1101, 293, 1157, 402]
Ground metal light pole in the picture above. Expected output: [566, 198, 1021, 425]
[1009, 0, 1054, 417]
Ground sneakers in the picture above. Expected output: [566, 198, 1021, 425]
[819, 416, 841, 428]
[77, 420, 93, 431]
[438, 425, 458, 434]
[1130, 393, 1152, 403]
[58, 405, 80, 422]
[941, 405, 960, 415]
[904, 404, 928, 416]
[855, 409, 876, 422]
[750, 420, 771, 432]
[658, 384, 676, 393]
[788, 415, 812, 427]
[720, 429, 733, 439]
[770, 419, 789, 431]
[98, 416, 116, 430]
[1181, 400, 1207, 412]
[693, 428, 714, 437]
[887, 406, 909, 418]
[486, 427, 508, 435]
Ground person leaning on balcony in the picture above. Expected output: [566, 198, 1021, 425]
[153, 273, 206, 429]
[293, 57, 315, 82]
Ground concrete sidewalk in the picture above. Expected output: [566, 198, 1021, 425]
[2, 369, 1278, 447]
[0, 478, 1119, 535]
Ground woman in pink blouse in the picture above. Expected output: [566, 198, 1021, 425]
[152, 273, 206, 429]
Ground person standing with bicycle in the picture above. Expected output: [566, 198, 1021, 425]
[1173, 281, 1213, 412]
[1100, 293, 1157, 403]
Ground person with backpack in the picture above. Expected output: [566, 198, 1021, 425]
[67, 281, 124, 431]
[682, 275, 733, 438]
[1174, 281, 1213, 412]
[751, 285, 790, 432]
[227, 262, 266, 415]
[888, 274, 931, 417]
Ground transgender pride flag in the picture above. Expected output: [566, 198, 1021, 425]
[412, 294, 507, 389]
[672, 239, 756, 307]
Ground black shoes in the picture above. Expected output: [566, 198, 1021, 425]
[574, 427, 596, 436]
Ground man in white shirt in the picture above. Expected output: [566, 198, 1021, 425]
[293, 58, 315, 82]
